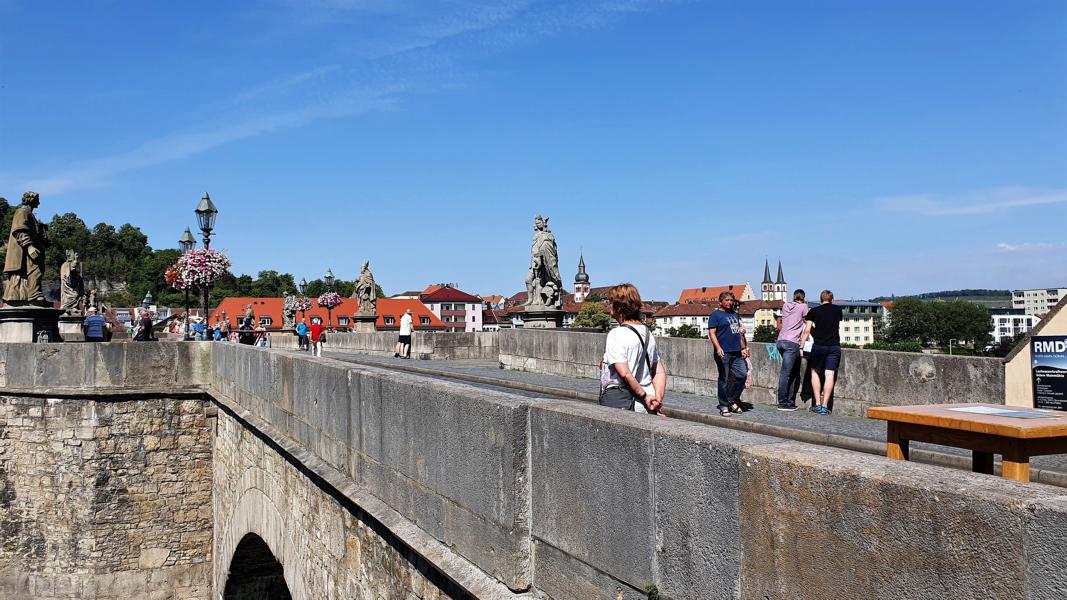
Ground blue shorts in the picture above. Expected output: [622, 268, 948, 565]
[810, 344, 842, 373]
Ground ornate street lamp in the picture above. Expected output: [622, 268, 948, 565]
[324, 268, 335, 330]
[298, 277, 309, 321]
[142, 291, 153, 310]
[195, 193, 218, 324]
[179, 228, 195, 339]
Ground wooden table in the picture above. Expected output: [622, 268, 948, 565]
[867, 403, 1067, 482]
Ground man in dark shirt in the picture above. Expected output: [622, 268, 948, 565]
[708, 290, 750, 417]
[799, 289, 844, 415]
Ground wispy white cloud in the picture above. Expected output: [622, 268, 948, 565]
[877, 187, 1067, 216]
[3, 0, 674, 195]
[996, 241, 1066, 253]
[13, 86, 402, 194]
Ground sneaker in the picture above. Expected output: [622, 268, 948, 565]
[719, 408, 732, 417]
[777, 405, 798, 412]
[394, 352, 400, 357]
[809, 404, 820, 413]
[817, 406, 829, 415]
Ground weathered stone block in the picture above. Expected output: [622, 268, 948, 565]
[737, 441, 1063, 600]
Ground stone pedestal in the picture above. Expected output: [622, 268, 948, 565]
[520, 308, 565, 329]
[352, 314, 377, 333]
[59, 315, 86, 342]
[0, 305, 64, 343]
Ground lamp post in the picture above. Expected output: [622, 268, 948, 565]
[142, 291, 152, 310]
[179, 228, 195, 339]
[298, 277, 308, 321]
[949, 338, 958, 356]
[324, 268, 335, 331]
[195, 192, 218, 324]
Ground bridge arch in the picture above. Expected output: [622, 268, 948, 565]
[223, 532, 292, 600]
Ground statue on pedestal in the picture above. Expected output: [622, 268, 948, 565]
[525, 215, 562, 310]
[3, 192, 49, 306]
[282, 291, 297, 330]
[353, 261, 377, 316]
[60, 250, 84, 315]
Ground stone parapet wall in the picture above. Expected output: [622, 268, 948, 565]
[213, 344, 1063, 599]
[499, 329, 1006, 415]
[210, 343, 530, 593]
[0, 343, 215, 599]
[269, 331, 499, 360]
[212, 405, 466, 600]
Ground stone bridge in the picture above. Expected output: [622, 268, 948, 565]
[0, 337, 1065, 599]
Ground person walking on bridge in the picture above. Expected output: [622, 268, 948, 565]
[799, 289, 844, 415]
[708, 290, 749, 417]
[310, 318, 324, 357]
[394, 308, 415, 359]
[598, 283, 665, 414]
[775, 289, 809, 411]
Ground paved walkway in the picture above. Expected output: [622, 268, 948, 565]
[320, 350, 1067, 484]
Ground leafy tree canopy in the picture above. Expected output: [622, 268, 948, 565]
[571, 302, 611, 331]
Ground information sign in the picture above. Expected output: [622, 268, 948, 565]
[1032, 336, 1067, 411]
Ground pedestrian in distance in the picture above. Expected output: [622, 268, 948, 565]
[310, 318, 324, 357]
[775, 289, 809, 411]
[799, 289, 844, 415]
[598, 283, 666, 414]
[82, 306, 109, 342]
[394, 308, 415, 358]
[708, 290, 750, 417]
[296, 318, 309, 351]
[191, 316, 206, 341]
[133, 310, 155, 342]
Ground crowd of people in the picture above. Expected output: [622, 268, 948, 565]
[597, 283, 843, 418]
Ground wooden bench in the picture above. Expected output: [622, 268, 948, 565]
[867, 403, 1067, 482]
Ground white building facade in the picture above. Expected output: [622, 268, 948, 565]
[1012, 288, 1067, 318]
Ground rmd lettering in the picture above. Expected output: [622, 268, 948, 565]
[1034, 340, 1067, 353]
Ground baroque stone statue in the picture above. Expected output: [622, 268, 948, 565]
[525, 215, 562, 310]
[282, 291, 297, 330]
[60, 250, 84, 315]
[353, 261, 376, 316]
[3, 191, 49, 305]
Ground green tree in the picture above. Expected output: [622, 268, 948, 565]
[928, 300, 991, 349]
[884, 297, 932, 343]
[44, 212, 92, 278]
[571, 302, 611, 331]
[752, 324, 778, 343]
[990, 332, 1029, 358]
[666, 324, 702, 338]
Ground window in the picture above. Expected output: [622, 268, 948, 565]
[259, 316, 272, 326]
[864, 327, 870, 332]
[441, 303, 451, 310]
[845, 336, 851, 342]
[844, 326, 850, 332]
[338, 317, 350, 326]
[471, 316, 476, 322]
[420, 317, 430, 325]
[384, 316, 395, 325]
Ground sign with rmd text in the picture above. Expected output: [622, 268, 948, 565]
[1032, 336, 1067, 411]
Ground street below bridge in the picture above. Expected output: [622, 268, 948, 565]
[316, 349, 1067, 487]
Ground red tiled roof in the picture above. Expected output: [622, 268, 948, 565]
[655, 299, 782, 318]
[480, 295, 505, 306]
[211, 297, 446, 330]
[420, 286, 482, 303]
[678, 284, 751, 304]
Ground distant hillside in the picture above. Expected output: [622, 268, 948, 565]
[871, 289, 1011, 303]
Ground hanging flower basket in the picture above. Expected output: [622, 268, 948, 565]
[166, 248, 231, 291]
[294, 296, 313, 312]
[317, 291, 342, 309]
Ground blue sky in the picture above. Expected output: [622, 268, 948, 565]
[1, 0, 1065, 301]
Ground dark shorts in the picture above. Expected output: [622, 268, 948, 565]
[810, 344, 842, 373]
[398, 335, 411, 344]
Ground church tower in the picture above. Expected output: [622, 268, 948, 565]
[574, 254, 590, 303]
[761, 258, 774, 302]
[774, 260, 787, 302]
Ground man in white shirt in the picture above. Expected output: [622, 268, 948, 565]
[394, 308, 415, 358]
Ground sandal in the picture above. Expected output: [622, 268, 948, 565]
[729, 403, 743, 414]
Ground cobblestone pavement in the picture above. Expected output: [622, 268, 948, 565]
[323, 351, 1067, 478]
